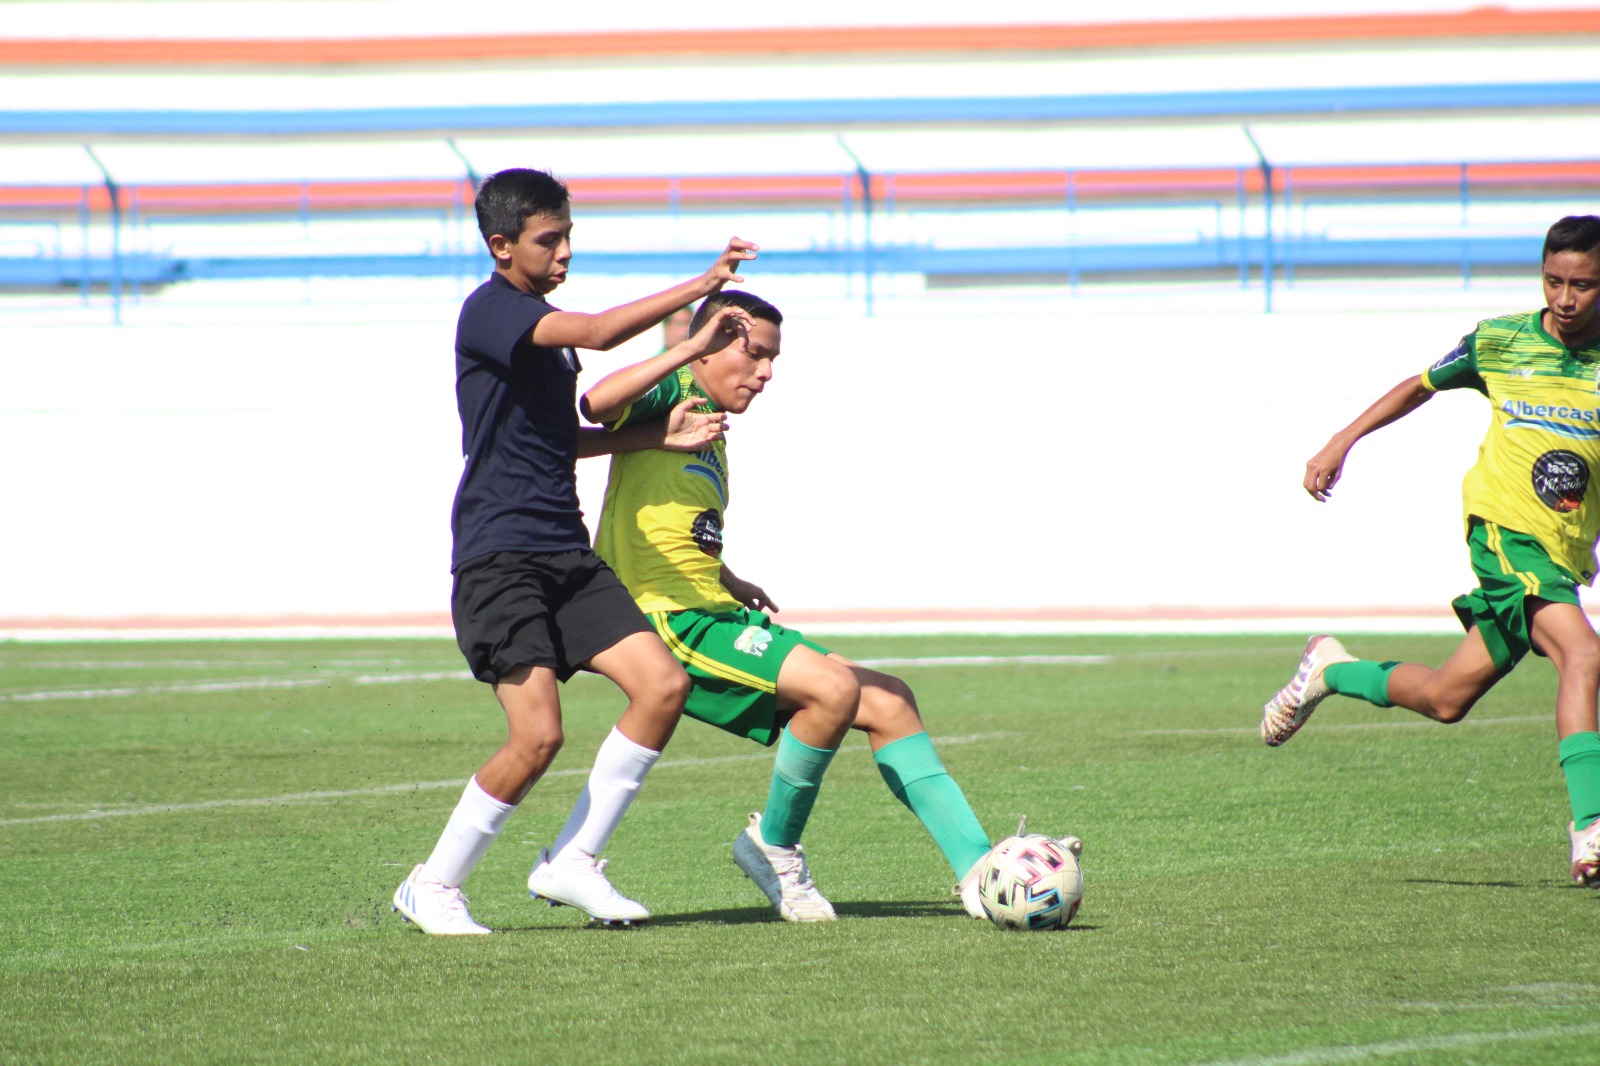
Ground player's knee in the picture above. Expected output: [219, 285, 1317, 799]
[857, 674, 922, 734]
[1560, 636, 1600, 681]
[1426, 691, 1477, 725]
[506, 724, 564, 766]
[813, 662, 861, 729]
[644, 662, 692, 715]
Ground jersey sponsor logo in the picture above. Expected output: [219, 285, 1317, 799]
[733, 626, 772, 657]
[1430, 340, 1471, 373]
[1502, 399, 1600, 439]
[692, 508, 724, 558]
[684, 446, 729, 507]
[1532, 450, 1590, 512]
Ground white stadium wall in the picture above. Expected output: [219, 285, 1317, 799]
[0, 286, 1514, 623]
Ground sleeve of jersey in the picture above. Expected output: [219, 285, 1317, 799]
[1420, 334, 1486, 395]
[608, 376, 682, 432]
[460, 286, 554, 369]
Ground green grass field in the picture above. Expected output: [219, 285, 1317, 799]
[3, 632, 1597, 1064]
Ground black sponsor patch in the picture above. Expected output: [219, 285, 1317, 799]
[1532, 450, 1590, 513]
[692, 509, 724, 557]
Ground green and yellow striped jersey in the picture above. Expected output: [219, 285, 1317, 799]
[1423, 310, 1600, 583]
[594, 367, 740, 614]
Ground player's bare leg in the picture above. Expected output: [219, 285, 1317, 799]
[1382, 628, 1503, 724]
[1527, 600, 1600, 885]
[1526, 600, 1600, 739]
[480, 664, 566, 802]
[731, 647, 855, 922]
[834, 656, 998, 918]
[529, 633, 689, 924]
[393, 664, 563, 935]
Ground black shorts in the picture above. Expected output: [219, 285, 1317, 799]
[451, 550, 654, 684]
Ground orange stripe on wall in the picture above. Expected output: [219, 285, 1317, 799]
[3, 162, 1597, 211]
[2, 10, 1597, 66]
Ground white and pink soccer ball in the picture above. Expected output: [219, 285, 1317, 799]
[976, 831, 1083, 931]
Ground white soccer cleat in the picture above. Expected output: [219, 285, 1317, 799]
[528, 847, 651, 925]
[732, 812, 836, 923]
[955, 860, 988, 919]
[1261, 634, 1356, 747]
[392, 863, 491, 935]
[1570, 820, 1600, 887]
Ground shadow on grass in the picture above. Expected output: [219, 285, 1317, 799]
[476, 899, 1107, 931]
[1403, 878, 1528, 889]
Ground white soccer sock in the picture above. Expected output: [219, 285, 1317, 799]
[549, 727, 661, 861]
[422, 776, 515, 887]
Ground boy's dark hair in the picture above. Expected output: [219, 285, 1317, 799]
[690, 290, 783, 334]
[1543, 215, 1600, 261]
[475, 168, 570, 248]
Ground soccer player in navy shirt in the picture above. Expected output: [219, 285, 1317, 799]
[393, 167, 757, 933]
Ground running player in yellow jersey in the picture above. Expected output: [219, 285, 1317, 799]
[580, 290, 1076, 922]
[1262, 215, 1600, 887]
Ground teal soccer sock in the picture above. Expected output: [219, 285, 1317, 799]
[1559, 731, 1600, 830]
[874, 732, 991, 878]
[1323, 660, 1398, 708]
[760, 729, 837, 848]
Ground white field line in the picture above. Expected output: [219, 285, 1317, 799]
[1139, 715, 1546, 736]
[0, 655, 1106, 703]
[0, 732, 1017, 828]
[854, 654, 1110, 668]
[1197, 1020, 1600, 1066]
[0, 616, 1477, 642]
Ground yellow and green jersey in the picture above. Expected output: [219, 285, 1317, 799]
[1423, 310, 1600, 583]
[594, 367, 741, 614]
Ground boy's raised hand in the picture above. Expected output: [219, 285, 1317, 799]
[706, 237, 759, 288]
[662, 393, 727, 451]
[685, 304, 754, 359]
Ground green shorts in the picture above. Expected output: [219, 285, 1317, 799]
[1451, 518, 1582, 675]
[648, 608, 831, 746]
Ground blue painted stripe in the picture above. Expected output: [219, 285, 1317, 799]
[4, 83, 1600, 135]
[1505, 419, 1600, 439]
[0, 234, 1552, 287]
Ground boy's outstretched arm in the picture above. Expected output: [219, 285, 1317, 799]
[575, 395, 728, 457]
[1305, 374, 1432, 501]
[532, 238, 757, 352]
[581, 305, 752, 424]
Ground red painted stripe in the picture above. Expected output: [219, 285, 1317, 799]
[1, 11, 1595, 67]
[2, 162, 1595, 211]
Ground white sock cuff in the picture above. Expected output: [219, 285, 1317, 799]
[598, 727, 662, 774]
[461, 776, 516, 834]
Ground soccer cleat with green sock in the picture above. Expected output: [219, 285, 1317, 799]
[732, 812, 836, 922]
[1261, 634, 1356, 747]
[1570, 821, 1600, 887]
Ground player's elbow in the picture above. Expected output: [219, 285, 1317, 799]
[581, 393, 623, 425]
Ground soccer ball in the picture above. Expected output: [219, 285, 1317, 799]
[976, 831, 1083, 931]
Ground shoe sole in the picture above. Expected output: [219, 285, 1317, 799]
[391, 897, 490, 935]
[527, 881, 649, 926]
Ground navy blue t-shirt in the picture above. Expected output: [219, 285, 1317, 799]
[451, 273, 592, 571]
